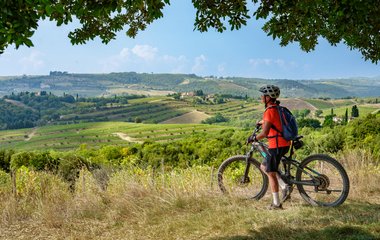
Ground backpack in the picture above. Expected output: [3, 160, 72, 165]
[266, 105, 298, 141]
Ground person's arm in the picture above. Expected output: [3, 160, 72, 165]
[256, 120, 271, 141]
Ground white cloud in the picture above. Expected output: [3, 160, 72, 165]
[217, 63, 226, 75]
[131, 44, 157, 61]
[192, 54, 206, 73]
[249, 58, 298, 70]
[0, 52, 11, 65]
[162, 54, 185, 62]
[19, 50, 45, 72]
[249, 58, 273, 68]
[101, 45, 209, 74]
[161, 54, 188, 73]
[119, 48, 130, 59]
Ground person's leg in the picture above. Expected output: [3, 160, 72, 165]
[277, 147, 291, 202]
[267, 171, 280, 206]
[267, 147, 291, 207]
[260, 164, 280, 193]
[261, 150, 282, 208]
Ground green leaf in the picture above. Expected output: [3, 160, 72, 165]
[24, 38, 34, 47]
[45, 5, 53, 15]
[56, 18, 63, 26]
[56, 3, 65, 14]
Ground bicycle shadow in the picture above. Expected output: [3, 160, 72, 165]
[210, 202, 380, 240]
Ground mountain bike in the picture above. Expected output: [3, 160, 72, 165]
[217, 125, 350, 207]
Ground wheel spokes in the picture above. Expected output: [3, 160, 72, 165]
[299, 159, 346, 205]
[219, 158, 267, 199]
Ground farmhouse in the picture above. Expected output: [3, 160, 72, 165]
[181, 92, 196, 97]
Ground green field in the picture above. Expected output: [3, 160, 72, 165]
[194, 99, 263, 120]
[59, 97, 193, 124]
[304, 98, 358, 109]
[322, 105, 380, 117]
[1, 96, 379, 151]
[303, 99, 335, 109]
[0, 122, 230, 151]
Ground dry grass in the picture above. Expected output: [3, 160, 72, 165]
[0, 151, 379, 240]
[338, 149, 380, 202]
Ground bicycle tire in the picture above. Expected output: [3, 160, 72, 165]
[296, 154, 350, 207]
[218, 155, 268, 200]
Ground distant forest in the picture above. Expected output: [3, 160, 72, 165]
[0, 92, 144, 130]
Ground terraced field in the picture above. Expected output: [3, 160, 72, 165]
[1, 97, 377, 151]
[193, 98, 319, 122]
[303, 99, 335, 109]
[280, 98, 317, 110]
[0, 122, 229, 151]
[60, 98, 193, 124]
[195, 100, 262, 120]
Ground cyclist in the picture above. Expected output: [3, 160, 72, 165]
[248, 85, 290, 209]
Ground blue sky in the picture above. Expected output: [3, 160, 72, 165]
[1, 1, 379, 79]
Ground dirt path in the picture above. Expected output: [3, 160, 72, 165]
[25, 127, 37, 141]
[114, 132, 143, 143]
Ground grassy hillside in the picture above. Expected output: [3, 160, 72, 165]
[0, 122, 229, 151]
[59, 97, 193, 124]
[1, 96, 379, 150]
[322, 105, 380, 117]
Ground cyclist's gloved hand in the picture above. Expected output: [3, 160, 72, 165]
[256, 120, 263, 127]
[246, 134, 257, 144]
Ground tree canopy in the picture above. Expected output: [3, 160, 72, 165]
[1, 0, 380, 62]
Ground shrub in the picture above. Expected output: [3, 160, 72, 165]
[297, 118, 321, 129]
[0, 170, 10, 193]
[0, 149, 15, 172]
[58, 154, 88, 190]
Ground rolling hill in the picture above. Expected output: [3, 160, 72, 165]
[1, 94, 379, 151]
[0, 122, 229, 151]
[1, 72, 379, 98]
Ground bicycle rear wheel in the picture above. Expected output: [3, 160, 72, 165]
[218, 155, 268, 200]
[296, 154, 350, 206]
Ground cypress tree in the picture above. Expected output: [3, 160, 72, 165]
[344, 108, 348, 124]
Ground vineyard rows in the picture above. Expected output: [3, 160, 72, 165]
[0, 122, 228, 151]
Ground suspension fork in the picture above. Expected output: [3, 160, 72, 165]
[242, 152, 253, 183]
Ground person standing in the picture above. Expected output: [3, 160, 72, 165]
[249, 85, 290, 209]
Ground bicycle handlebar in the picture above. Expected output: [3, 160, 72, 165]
[246, 124, 262, 145]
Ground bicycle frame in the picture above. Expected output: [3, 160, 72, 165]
[218, 125, 349, 206]
[280, 156, 322, 187]
[245, 125, 323, 188]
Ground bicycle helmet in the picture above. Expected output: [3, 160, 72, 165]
[259, 85, 280, 99]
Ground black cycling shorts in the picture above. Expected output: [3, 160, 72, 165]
[262, 146, 290, 172]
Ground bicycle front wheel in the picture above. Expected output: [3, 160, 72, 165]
[296, 154, 350, 207]
[218, 155, 268, 200]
